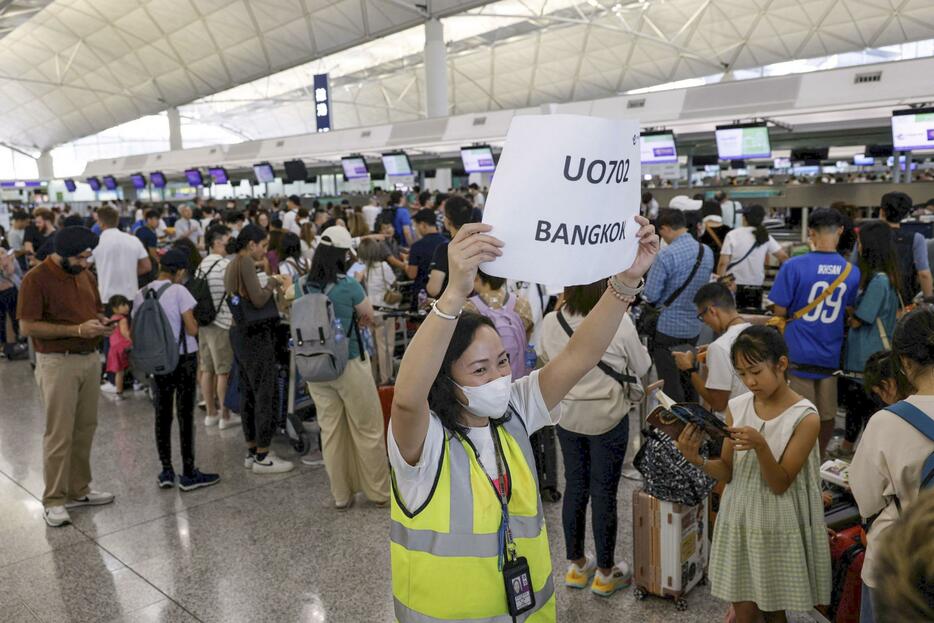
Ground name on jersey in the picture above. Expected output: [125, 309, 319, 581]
[817, 264, 843, 276]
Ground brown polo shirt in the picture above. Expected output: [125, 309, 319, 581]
[17, 257, 102, 354]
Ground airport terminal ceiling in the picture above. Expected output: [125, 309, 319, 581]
[1, 0, 934, 157]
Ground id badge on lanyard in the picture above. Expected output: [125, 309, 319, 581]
[490, 427, 536, 618]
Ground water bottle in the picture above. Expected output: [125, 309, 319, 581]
[361, 327, 376, 355]
[332, 316, 345, 342]
[525, 344, 538, 371]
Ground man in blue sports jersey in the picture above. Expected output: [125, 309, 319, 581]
[769, 207, 860, 457]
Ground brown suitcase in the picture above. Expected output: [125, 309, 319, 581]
[632, 489, 709, 611]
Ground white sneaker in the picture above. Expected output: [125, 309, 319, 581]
[100, 382, 118, 394]
[204, 415, 220, 427]
[65, 490, 115, 508]
[243, 454, 255, 469]
[252, 453, 295, 474]
[44, 506, 71, 527]
[218, 414, 241, 430]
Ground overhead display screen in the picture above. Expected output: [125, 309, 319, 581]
[86, 177, 101, 191]
[64, 179, 77, 192]
[341, 156, 369, 180]
[253, 162, 275, 183]
[102, 175, 118, 191]
[382, 152, 413, 176]
[853, 154, 874, 166]
[715, 123, 771, 160]
[150, 171, 166, 188]
[208, 167, 229, 184]
[185, 169, 203, 186]
[640, 131, 678, 164]
[130, 173, 146, 189]
[892, 107, 934, 151]
[461, 146, 496, 173]
[284, 159, 308, 183]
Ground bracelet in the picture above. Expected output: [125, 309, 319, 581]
[77, 325, 82, 338]
[609, 275, 645, 297]
[430, 300, 462, 321]
[606, 287, 637, 305]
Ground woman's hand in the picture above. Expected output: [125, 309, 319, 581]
[676, 424, 705, 466]
[728, 426, 767, 452]
[618, 215, 659, 286]
[445, 223, 504, 300]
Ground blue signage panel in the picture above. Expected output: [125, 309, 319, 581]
[313, 73, 331, 133]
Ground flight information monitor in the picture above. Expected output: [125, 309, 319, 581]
[382, 152, 413, 176]
[253, 162, 275, 183]
[130, 173, 146, 189]
[208, 167, 229, 184]
[103, 175, 118, 191]
[892, 107, 934, 151]
[86, 177, 101, 191]
[150, 171, 166, 188]
[640, 131, 678, 164]
[715, 122, 771, 160]
[460, 146, 496, 173]
[185, 169, 204, 186]
[64, 179, 77, 192]
[341, 156, 369, 180]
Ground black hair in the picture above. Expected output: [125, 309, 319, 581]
[288, 194, 301, 206]
[418, 191, 432, 207]
[743, 204, 770, 245]
[278, 232, 302, 262]
[893, 308, 934, 371]
[881, 192, 913, 223]
[428, 312, 497, 438]
[857, 220, 902, 294]
[297, 207, 309, 219]
[321, 218, 339, 232]
[224, 210, 245, 224]
[731, 325, 788, 370]
[700, 200, 722, 220]
[12, 210, 28, 221]
[389, 190, 403, 205]
[808, 207, 844, 232]
[693, 282, 736, 310]
[204, 224, 231, 251]
[413, 209, 437, 226]
[641, 192, 653, 204]
[307, 243, 350, 286]
[863, 350, 914, 400]
[443, 195, 475, 230]
[145, 209, 160, 221]
[106, 294, 131, 314]
[563, 280, 606, 316]
[477, 270, 506, 291]
[657, 208, 686, 230]
[171, 238, 201, 274]
[271, 218, 283, 229]
[231, 223, 268, 253]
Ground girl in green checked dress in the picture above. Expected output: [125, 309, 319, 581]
[677, 325, 831, 623]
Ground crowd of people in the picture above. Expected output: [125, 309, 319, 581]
[1, 181, 932, 623]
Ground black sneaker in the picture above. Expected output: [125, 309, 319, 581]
[158, 468, 176, 489]
[178, 469, 220, 492]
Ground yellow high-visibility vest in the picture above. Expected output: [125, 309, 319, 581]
[390, 411, 556, 622]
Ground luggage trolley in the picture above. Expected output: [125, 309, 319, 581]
[280, 349, 315, 454]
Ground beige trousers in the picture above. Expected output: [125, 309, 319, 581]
[371, 315, 396, 385]
[35, 352, 100, 507]
[306, 356, 390, 505]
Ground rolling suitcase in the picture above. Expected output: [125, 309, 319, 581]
[827, 527, 864, 623]
[530, 426, 561, 502]
[632, 489, 709, 611]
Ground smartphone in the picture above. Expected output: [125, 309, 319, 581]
[104, 318, 120, 327]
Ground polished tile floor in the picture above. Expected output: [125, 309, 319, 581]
[0, 359, 826, 623]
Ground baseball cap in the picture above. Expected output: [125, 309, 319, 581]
[319, 226, 353, 250]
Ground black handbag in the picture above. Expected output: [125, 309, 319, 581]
[227, 291, 280, 326]
[635, 242, 706, 337]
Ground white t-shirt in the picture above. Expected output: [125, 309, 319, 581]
[704, 321, 751, 419]
[278, 257, 308, 279]
[363, 261, 397, 310]
[474, 193, 486, 209]
[721, 200, 743, 229]
[282, 210, 302, 235]
[91, 228, 149, 301]
[388, 370, 558, 512]
[720, 227, 783, 286]
[362, 205, 382, 231]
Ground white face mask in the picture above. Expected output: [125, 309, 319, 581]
[455, 374, 512, 420]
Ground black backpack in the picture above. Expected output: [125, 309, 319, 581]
[189, 259, 225, 327]
[893, 228, 919, 302]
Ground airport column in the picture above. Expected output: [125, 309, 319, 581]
[37, 150, 53, 180]
[168, 107, 183, 151]
[424, 18, 449, 118]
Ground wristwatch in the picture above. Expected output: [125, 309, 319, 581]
[687, 364, 700, 374]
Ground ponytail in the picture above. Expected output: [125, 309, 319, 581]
[743, 205, 769, 245]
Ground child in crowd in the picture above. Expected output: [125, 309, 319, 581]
[104, 295, 133, 398]
[677, 325, 830, 623]
[863, 349, 913, 407]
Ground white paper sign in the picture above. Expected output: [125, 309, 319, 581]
[481, 114, 642, 286]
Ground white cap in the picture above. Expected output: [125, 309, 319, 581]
[319, 226, 353, 250]
[669, 195, 702, 211]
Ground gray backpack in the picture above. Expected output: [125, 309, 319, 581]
[130, 283, 184, 376]
[291, 281, 357, 383]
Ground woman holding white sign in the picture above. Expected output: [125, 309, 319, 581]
[388, 218, 658, 622]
